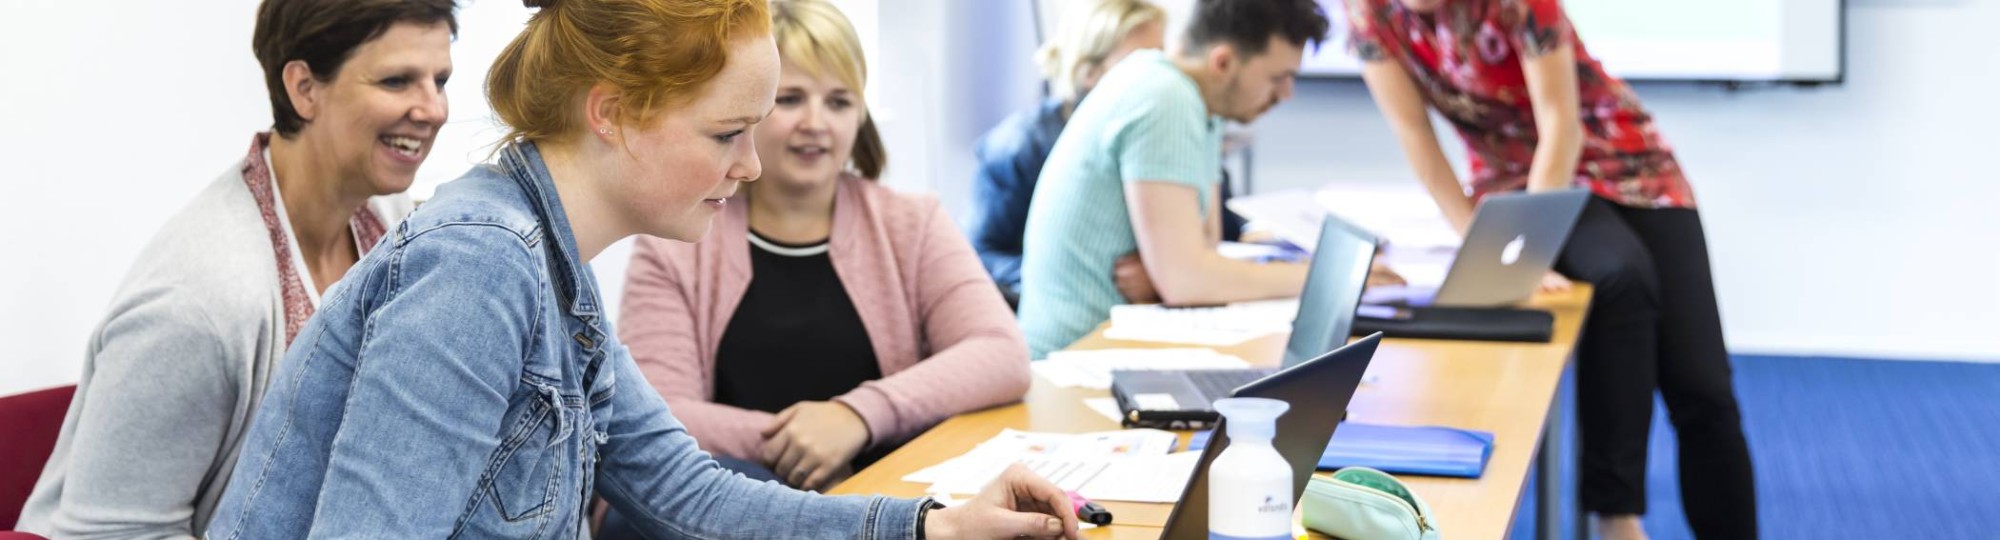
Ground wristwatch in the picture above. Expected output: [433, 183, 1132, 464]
[914, 497, 946, 539]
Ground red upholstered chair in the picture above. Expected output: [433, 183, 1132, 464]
[0, 385, 75, 535]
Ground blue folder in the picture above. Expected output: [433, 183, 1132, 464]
[1188, 422, 1495, 478]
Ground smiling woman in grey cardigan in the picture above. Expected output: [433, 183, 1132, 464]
[15, 1, 454, 537]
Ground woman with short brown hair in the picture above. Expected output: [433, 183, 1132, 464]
[19, 1, 456, 537]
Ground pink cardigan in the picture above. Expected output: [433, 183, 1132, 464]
[619, 174, 1031, 461]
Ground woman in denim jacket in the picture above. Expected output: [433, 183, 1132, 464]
[202, 0, 1080, 538]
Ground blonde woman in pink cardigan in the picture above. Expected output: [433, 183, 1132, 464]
[618, 0, 1030, 493]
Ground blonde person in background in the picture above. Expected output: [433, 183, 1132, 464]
[198, 0, 1077, 538]
[615, 0, 1028, 505]
[18, 1, 453, 537]
[967, 0, 1169, 305]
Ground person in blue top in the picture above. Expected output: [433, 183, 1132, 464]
[970, 0, 1249, 306]
[970, 0, 1164, 305]
[1016, 0, 1330, 358]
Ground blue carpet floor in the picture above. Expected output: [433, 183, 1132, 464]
[1507, 354, 2000, 539]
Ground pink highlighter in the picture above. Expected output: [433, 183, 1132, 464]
[1066, 490, 1114, 526]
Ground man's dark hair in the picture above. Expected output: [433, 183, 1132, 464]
[1182, 0, 1330, 57]
[254, 0, 460, 137]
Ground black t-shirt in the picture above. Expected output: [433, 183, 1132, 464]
[713, 231, 882, 415]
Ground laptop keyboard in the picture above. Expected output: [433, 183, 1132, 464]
[1186, 369, 1274, 402]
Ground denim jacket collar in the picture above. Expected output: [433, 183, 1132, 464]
[498, 142, 606, 344]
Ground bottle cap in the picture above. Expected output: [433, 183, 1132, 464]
[1212, 397, 1288, 442]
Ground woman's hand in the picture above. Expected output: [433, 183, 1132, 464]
[1540, 271, 1573, 293]
[1367, 260, 1407, 288]
[761, 401, 870, 491]
[923, 464, 1080, 540]
[1237, 229, 1281, 245]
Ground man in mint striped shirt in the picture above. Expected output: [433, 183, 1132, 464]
[1018, 0, 1333, 357]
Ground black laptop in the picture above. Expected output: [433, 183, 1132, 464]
[1152, 334, 1383, 539]
[1109, 215, 1379, 429]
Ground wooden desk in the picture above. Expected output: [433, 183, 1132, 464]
[832, 287, 1590, 540]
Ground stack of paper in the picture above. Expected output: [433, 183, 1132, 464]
[1102, 299, 1299, 346]
[1216, 241, 1300, 262]
[1032, 348, 1250, 389]
[1309, 188, 1461, 251]
[1224, 188, 1334, 251]
[1073, 452, 1202, 503]
[1227, 187, 1463, 253]
[903, 429, 1200, 503]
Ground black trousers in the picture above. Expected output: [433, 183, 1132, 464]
[1554, 198, 1758, 539]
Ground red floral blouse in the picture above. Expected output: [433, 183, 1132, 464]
[1345, 0, 1696, 208]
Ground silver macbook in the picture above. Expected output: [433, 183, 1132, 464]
[1365, 189, 1591, 307]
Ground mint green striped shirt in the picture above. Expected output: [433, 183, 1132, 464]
[1018, 50, 1223, 358]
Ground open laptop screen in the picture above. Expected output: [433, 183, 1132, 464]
[1281, 216, 1379, 367]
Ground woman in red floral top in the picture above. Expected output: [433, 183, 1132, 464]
[1345, 0, 1756, 538]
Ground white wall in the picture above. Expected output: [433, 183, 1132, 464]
[4, 0, 270, 394]
[869, 0, 1044, 218]
[0, 0, 1026, 396]
[5, 0, 1995, 397]
[1245, 0, 2000, 361]
[0, 0, 551, 396]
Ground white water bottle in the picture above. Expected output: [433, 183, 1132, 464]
[1208, 397, 1293, 540]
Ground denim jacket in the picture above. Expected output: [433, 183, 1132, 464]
[205, 142, 930, 539]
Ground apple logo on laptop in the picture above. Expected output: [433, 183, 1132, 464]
[1500, 235, 1526, 265]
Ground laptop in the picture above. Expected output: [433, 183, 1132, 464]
[1109, 214, 1379, 428]
[1363, 189, 1591, 308]
[1153, 333, 1383, 540]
